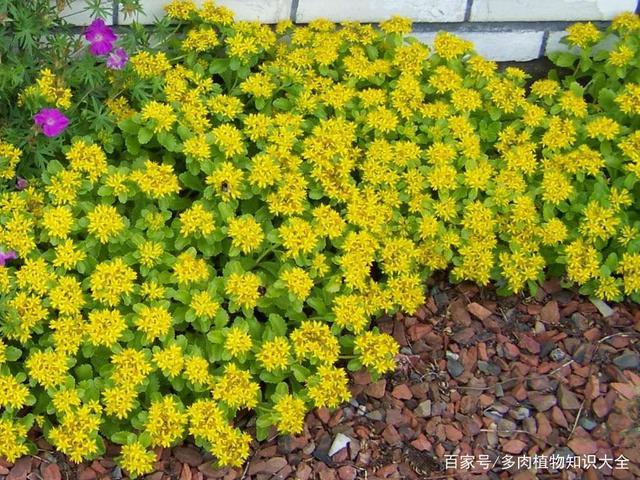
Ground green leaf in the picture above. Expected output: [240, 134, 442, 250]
[209, 58, 228, 74]
[552, 51, 577, 68]
[111, 431, 136, 445]
[272, 98, 290, 110]
[291, 364, 311, 383]
[75, 364, 94, 381]
[118, 118, 139, 134]
[268, 314, 287, 337]
[347, 358, 363, 371]
[4, 346, 22, 362]
[138, 127, 153, 144]
[598, 88, 616, 110]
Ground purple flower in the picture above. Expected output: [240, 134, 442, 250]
[34, 108, 69, 137]
[85, 18, 117, 56]
[106, 48, 129, 70]
[0, 250, 17, 266]
[15, 177, 28, 190]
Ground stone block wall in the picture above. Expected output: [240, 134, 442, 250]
[63, 0, 640, 61]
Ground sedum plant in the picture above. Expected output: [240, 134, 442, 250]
[0, 0, 639, 475]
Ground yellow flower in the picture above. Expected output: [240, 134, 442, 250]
[49, 275, 85, 315]
[0, 141, 21, 180]
[105, 172, 129, 196]
[595, 275, 621, 300]
[31, 69, 72, 108]
[49, 404, 101, 462]
[52, 239, 86, 270]
[619, 253, 640, 294]
[212, 124, 244, 158]
[87, 204, 125, 243]
[224, 326, 253, 357]
[46, 169, 82, 206]
[66, 139, 107, 183]
[173, 251, 209, 285]
[153, 344, 184, 378]
[103, 385, 137, 420]
[140, 280, 166, 301]
[135, 304, 172, 341]
[609, 44, 634, 67]
[354, 331, 398, 374]
[106, 97, 134, 121]
[206, 161, 244, 201]
[279, 217, 318, 258]
[579, 201, 619, 242]
[558, 90, 587, 118]
[433, 32, 473, 60]
[611, 12, 640, 32]
[274, 394, 306, 434]
[388, 273, 425, 313]
[565, 239, 600, 285]
[530, 79, 559, 98]
[307, 365, 351, 408]
[566, 22, 601, 48]
[183, 135, 211, 160]
[90, 258, 137, 306]
[209, 425, 251, 468]
[187, 399, 226, 442]
[138, 240, 163, 267]
[451, 87, 482, 112]
[380, 15, 412, 35]
[290, 321, 339, 364]
[586, 117, 620, 140]
[111, 348, 152, 386]
[225, 272, 261, 309]
[183, 26, 220, 52]
[281, 267, 313, 300]
[542, 117, 576, 150]
[15, 257, 54, 295]
[212, 363, 259, 409]
[240, 72, 275, 98]
[130, 51, 171, 78]
[190, 291, 220, 318]
[26, 349, 68, 389]
[51, 389, 81, 417]
[467, 55, 497, 79]
[499, 250, 545, 292]
[0, 418, 29, 462]
[541, 218, 568, 245]
[227, 215, 264, 253]
[311, 253, 329, 277]
[208, 94, 243, 119]
[365, 107, 398, 133]
[256, 337, 291, 371]
[120, 442, 156, 477]
[0, 374, 29, 409]
[49, 315, 84, 355]
[41, 206, 74, 239]
[179, 203, 215, 237]
[130, 161, 181, 199]
[184, 355, 212, 385]
[146, 396, 187, 447]
[615, 83, 640, 115]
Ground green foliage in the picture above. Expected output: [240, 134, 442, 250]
[0, 2, 639, 475]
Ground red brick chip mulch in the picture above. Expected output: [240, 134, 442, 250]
[2, 280, 639, 480]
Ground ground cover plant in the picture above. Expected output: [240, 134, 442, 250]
[0, 1, 639, 476]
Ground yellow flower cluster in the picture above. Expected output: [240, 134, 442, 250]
[0, 141, 22, 180]
[2, 5, 640, 474]
[0, 419, 29, 462]
[20, 68, 72, 109]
